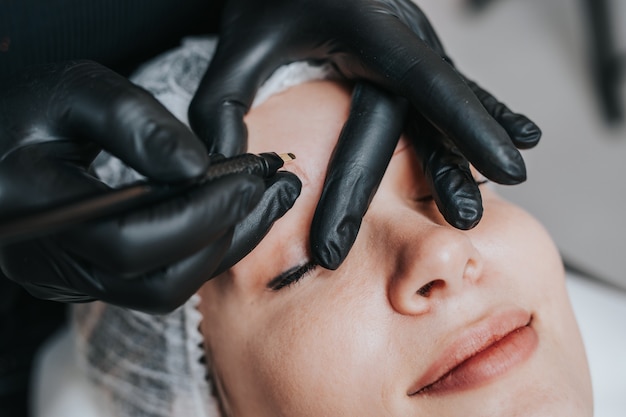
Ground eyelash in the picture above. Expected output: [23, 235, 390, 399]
[269, 261, 318, 291]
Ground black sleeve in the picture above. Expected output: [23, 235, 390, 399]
[0, 0, 224, 77]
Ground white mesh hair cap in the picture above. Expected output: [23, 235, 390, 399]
[72, 37, 337, 417]
[73, 297, 216, 417]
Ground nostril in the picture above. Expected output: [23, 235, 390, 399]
[416, 279, 444, 297]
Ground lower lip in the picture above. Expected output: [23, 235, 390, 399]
[416, 325, 538, 395]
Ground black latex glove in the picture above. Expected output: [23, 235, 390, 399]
[188, 0, 541, 269]
[0, 60, 301, 314]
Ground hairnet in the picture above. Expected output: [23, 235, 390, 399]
[73, 36, 336, 417]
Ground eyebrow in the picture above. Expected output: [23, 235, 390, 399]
[266, 260, 319, 291]
[266, 263, 308, 290]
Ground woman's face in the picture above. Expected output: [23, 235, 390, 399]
[198, 81, 592, 417]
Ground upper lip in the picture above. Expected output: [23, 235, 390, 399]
[408, 308, 533, 396]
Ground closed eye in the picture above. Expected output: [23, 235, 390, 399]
[267, 261, 318, 291]
[416, 179, 489, 202]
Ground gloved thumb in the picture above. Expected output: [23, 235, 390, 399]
[188, 33, 287, 157]
[211, 171, 302, 276]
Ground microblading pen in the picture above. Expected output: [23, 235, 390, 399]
[0, 152, 296, 244]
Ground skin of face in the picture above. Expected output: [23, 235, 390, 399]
[197, 81, 593, 417]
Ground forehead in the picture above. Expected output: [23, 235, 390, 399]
[226, 81, 354, 286]
[231, 80, 440, 286]
[244, 80, 352, 159]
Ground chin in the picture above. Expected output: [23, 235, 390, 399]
[446, 390, 592, 417]
[517, 395, 593, 417]
[419, 351, 593, 417]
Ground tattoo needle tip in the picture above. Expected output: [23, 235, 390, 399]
[279, 153, 296, 162]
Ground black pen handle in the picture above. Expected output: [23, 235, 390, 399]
[203, 152, 285, 180]
[0, 152, 292, 244]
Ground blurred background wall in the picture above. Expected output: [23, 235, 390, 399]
[416, 1, 626, 415]
[418, 0, 626, 290]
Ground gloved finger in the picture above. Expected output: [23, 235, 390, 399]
[0, 238, 98, 303]
[463, 77, 541, 149]
[385, 0, 447, 56]
[311, 83, 408, 270]
[86, 232, 234, 314]
[407, 111, 483, 230]
[333, 13, 526, 185]
[189, 31, 287, 157]
[20, 281, 94, 304]
[42, 60, 209, 181]
[0, 144, 108, 217]
[0, 213, 235, 313]
[211, 171, 302, 276]
[381, 10, 542, 152]
[60, 174, 265, 276]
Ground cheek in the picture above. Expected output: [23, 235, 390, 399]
[473, 199, 575, 342]
[470, 198, 592, 414]
[473, 197, 564, 299]
[231, 272, 398, 416]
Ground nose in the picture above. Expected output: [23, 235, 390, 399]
[388, 225, 483, 316]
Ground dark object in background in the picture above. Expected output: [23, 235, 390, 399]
[466, 0, 498, 11]
[0, 279, 67, 417]
[469, 0, 624, 123]
[581, 0, 624, 123]
[0, 0, 222, 78]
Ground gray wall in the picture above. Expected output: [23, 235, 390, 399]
[419, 0, 626, 289]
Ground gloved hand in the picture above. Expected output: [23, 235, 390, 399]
[188, 0, 541, 270]
[0, 60, 301, 313]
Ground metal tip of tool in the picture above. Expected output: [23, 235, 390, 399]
[279, 153, 296, 162]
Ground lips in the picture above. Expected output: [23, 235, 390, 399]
[408, 309, 538, 396]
